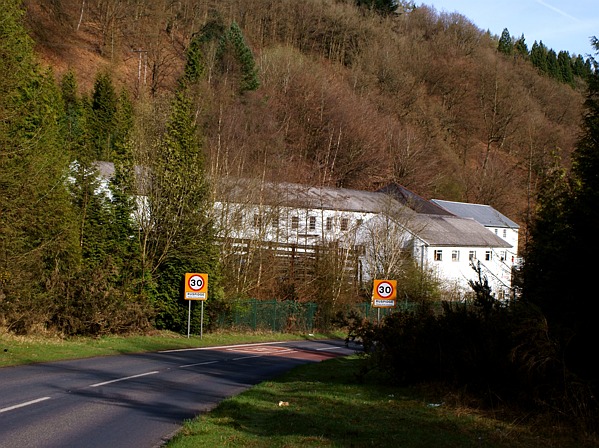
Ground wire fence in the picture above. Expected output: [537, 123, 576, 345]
[212, 298, 428, 332]
[215, 299, 318, 332]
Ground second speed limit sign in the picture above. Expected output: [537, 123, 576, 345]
[372, 279, 397, 308]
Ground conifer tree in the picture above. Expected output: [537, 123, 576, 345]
[89, 72, 118, 160]
[0, 0, 77, 331]
[216, 21, 259, 94]
[497, 28, 513, 55]
[524, 37, 599, 387]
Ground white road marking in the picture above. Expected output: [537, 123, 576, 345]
[0, 397, 51, 413]
[179, 360, 220, 368]
[159, 341, 284, 353]
[90, 371, 159, 388]
[316, 346, 344, 351]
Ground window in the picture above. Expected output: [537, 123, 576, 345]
[485, 250, 492, 261]
[233, 211, 243, 229]
[502, 229, 507, 238]
[469, 250, 476, 261]
[253, 214, 261, 228]
[500, 251, 507, 261]
[434, 250, 443, 261]
[340, 218, 349, 231]
[291, 216, 299, 230]
[308, 216, 316, 231]
[326, 217, 333, 231]
[272, 214, 279, 228]
[356, 219, 363, 227]
[452, 250, 460, 262]
[494, 228, 498, 235]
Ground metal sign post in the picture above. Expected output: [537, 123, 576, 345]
[183, 273, 208, 339]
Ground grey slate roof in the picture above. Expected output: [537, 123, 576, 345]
[217, 178, 395, 214]
[218, 178, 511, 248]
[431, 199, 520, 229]
[413, 214, 511, 248]
[377, 183, 454, 215]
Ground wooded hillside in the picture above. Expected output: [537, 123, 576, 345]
[1, 0, 591, 335]
[24, 0, 587, 238]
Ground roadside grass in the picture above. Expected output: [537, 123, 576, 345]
[167, 356, 595, 448]
[0, 329, 340, 368]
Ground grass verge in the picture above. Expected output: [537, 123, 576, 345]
[0, 330, 341, 368]
[167, 356, 595, 448]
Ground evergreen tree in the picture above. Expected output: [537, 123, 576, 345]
[144, 86, 219, 332]
[514, 35, 529, 58]
[546, 49, 559, 79]
[530, 41, 548, 73]
[497, 28, 513, 55]
[60, 70, 88, 160]
[216, 22, 260, 94]
[557, 50, 574, 84]
[0, 0, 78, 332]
[89, 72, 118, 160]
[524, 38, 599, 388]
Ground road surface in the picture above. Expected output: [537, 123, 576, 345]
[0, 339, 357, 447]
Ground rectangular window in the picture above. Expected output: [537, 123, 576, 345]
[308, 216, 316, 231]
[469, 250, 476, 261]
[485, 250, 492, 261]
[233, 211, 243, 229]
[356, 219, 363, 227]
[494, 228, 498, 235]
[326, 217, 333, 231]
[253, 214, 261, 228]
[434, 250, 443, 261]
[500, 250, 507, 261]
[340, 218, 349, 231]
[452, 250, 460, 262]
[291, 216, 299, 230]
[272, 214, 279, 228]
[502, 229, 507, 238]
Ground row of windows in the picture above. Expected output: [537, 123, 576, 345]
[433, 249, 508, 262]
[495, 228, 508, 238]
[248, 214, 360, 232]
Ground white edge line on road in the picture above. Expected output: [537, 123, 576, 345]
[0, 397, 51, 414]
[179, 360, 220, 368]
[316, 346, 344, 351]
[90, 371, 159, 388]
[159, 341, 285, 353]
[232, 355, 263, 361]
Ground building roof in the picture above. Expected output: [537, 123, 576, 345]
[431, 199, 520, 229]
[219, 178, 510, 248]
[216, 178, 396, 214]
[377, 183, 454, 215]
[413, 214, 511, 248]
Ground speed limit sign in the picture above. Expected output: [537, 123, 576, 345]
[184, 273, 208, 300]
[372, 279, 397, 308]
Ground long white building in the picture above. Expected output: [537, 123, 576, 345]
[214, 178, 516, 299]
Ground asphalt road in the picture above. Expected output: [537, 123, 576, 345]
[0, 339, 357, 448]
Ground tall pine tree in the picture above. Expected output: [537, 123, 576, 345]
[524, 37, 599, 388]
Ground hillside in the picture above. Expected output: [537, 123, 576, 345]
[23, 0, 586, 241]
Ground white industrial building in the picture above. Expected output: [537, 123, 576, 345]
[214, 178, 517, 299]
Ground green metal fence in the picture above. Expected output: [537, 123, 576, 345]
[216, 299, 318, 332]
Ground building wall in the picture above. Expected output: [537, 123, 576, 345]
[214, 201, 514, 299]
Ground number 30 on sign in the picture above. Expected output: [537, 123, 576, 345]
[184, 273, 208, 300]
[372, 279, 397, 308]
